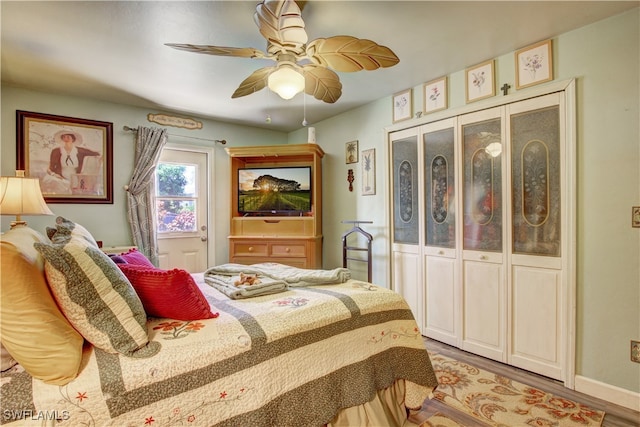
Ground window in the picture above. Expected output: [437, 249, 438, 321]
[155, 162, 197, 233]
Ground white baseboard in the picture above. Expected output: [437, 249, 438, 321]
[574, 375, 640, 412]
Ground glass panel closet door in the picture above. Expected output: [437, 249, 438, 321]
[463, 118, 503, 252]
[425, 126, 456, 249]
[423, 118, 458, 346]
[507, 93, 565, 381]
[389, 128, 423, 329]
[392, 135, 420, 245]
[460, 107, 507, 362]
[511, 105, 561, 257]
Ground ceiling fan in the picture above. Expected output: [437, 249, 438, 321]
[166, 0, 399, 103]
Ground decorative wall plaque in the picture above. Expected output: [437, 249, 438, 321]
[147, 113, 203, 130]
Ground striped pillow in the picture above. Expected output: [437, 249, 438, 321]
[35, 237, 160, 358]
[46, 216, 99, 247]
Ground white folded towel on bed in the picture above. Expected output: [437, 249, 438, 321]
[204, 262, 351, 288]
[204, 273, 287, 300]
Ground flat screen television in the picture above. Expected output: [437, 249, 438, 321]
[237, 166, 312, 215]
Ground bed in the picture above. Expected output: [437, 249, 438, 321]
[0, 217, 438, 427]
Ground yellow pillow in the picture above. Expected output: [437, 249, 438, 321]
[0, 234, 84, 385]
[0, 225, 46, 269]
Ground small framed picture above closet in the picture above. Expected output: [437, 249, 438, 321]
[423, 76, 448, 114]
[465, 59, 495, 103]
[515, 39, 553, 89]
[392, 88, 412, 123]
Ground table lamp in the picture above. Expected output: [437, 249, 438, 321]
[0, 170, 54, 229]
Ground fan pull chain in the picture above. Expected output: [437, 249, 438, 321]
[302, 92, 308, 127]
[265, 83, 272, 124]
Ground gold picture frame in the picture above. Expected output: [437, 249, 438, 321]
[345, 140, 359, 164]
[632, 206, 640, 228]
[16, 110, 113, 204]
[515, 39, 553, 90]
[423, 76, 448, 114]
[465, 59, 495, 103]
[392, 89, 412, 123]
[361, 148, 376, 196]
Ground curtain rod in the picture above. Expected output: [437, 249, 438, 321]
[122, 126, 226, 145]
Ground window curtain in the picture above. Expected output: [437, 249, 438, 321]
[126, 126, 168, 266]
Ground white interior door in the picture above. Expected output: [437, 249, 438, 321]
[156, 147, 209, 273]
[460, 107, 507, 362]
[422, 118, 459, 346]
[506, 93, 566, 381]
[389, 128, 424, 329]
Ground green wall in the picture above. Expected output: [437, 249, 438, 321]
[1, 8, 638, 396]
[0, 88, 288, 261]
[289, 9, 640, 394]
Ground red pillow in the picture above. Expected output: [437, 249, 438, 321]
[118, 264, 218, 321]
[119, 248, 154, 267]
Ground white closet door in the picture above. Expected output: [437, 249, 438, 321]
[460, 107, 507, 362]
[386, 80, 575, 385]
[422, 118, 459, 345]
[389, 128, 423, 329]
[507, 92, 566, 380]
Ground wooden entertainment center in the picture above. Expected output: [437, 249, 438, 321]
[226, 144, 324, 268]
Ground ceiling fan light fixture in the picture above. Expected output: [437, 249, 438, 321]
[485, 142, 502, 157]
[268, 65, 305, 100]
[168, 0, 399, 104]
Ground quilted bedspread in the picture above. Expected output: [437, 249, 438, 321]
[1, 276, 437, 427]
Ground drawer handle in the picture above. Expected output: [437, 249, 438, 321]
[438, 250, 444, 255]
[264, 220, 281, 224]
[248, 247, 253, 252]
[479, 255, 487, 260]
[285, 247, 290, 253]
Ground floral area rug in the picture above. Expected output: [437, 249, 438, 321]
[420, 413, 467, 427]
[428, 352, 605, 427]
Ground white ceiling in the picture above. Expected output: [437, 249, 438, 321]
[2, 1, 637, 132]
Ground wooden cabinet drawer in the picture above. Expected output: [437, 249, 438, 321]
[228, 236, 320, 268]
[270, 243, 306, 258]
[233, 242, 268, 257]
[231, 218, 315, 236]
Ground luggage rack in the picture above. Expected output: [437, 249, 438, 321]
[341, 220, 373, 282]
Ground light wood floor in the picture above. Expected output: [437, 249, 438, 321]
[408, 338, 640, 427]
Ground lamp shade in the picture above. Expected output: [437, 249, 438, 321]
[0, 172, 53, 228]
[268, 65, 305, 100]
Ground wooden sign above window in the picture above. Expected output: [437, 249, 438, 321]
[147, 113, 203, 130]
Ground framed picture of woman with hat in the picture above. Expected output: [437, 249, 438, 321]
[16, 110, 113, 203]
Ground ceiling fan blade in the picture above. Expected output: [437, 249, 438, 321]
[231, 66, 274, 98]
[166, 43, 266, 59]
[306, 36, 399, 72]
[254, 0, 307, 52]
[302, 64, 342, 103]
